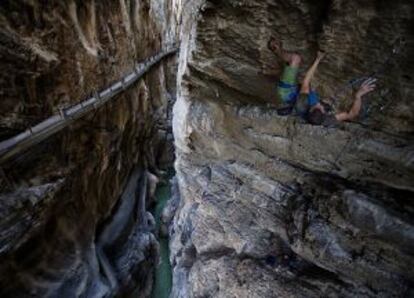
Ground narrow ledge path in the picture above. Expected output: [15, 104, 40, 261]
[0, 45, 178, 164]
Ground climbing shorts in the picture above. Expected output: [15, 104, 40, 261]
[276, 65, 299, 105]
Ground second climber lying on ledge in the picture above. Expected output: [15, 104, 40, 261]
[268, 37, 377, 125]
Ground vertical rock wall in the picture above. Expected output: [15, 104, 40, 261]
[0, 0, 180, 297]
[171, 0, 414, 297]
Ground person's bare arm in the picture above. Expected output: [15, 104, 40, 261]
[335, 78, 377, 122]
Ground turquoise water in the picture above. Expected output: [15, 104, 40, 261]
[151, 182, 173, 298]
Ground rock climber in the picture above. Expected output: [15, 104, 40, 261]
[268, 37, 377, 125]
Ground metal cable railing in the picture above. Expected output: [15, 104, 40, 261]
[0, 46, 178, 164]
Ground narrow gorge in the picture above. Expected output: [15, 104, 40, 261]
[0, 1, 413, 298]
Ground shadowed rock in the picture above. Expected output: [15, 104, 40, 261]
[170, 0, 414, 297]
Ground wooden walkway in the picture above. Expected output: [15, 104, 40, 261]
[0, 46, 178, 164]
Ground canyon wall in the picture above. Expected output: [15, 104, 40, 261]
[0, 0, 180, 297]
[1, 0, 414, 297]
[171, 0, 414, 297]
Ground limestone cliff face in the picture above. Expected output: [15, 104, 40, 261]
[0, 1, 179, 297]
[171, 0, 414, 297]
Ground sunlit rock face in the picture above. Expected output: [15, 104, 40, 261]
[0, 0, 180, 297]
[171, 0, 414, 297]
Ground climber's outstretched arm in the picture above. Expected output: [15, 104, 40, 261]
[335, 78, 377, 122]
[300, 51, 326, 94]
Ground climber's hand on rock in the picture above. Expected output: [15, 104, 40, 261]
[316, 50, 326, 61]
[268, 37, 281, 53]
[356, 78, 377, 98]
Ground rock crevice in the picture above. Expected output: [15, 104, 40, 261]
[0, 0, 180, 296]
[171, 0, 414, 297]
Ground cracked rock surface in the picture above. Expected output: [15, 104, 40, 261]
[171, 0, 414, 297]
[0, 1, 179, 297]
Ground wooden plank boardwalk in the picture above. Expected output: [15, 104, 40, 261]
[0, 46, 178, 164]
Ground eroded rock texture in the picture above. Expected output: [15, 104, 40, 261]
[171, 0, 414, 297]
[0, 1, 180, 297]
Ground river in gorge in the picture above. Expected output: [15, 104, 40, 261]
[151, 173, 173, 298]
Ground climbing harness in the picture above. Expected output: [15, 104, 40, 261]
[276, 82, 301, 116]
[277, 81, 300, 100]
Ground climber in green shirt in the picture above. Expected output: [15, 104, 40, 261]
[269, 37, 326, 117]
[269, 37, 377, 125]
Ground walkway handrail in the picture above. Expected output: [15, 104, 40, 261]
[0, 45, 178, 164]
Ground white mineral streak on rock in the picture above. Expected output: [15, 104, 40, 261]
[172, 1, 203, 155]
[170, 1, 414, 297]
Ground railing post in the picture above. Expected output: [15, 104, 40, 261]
[94, 90, 101, 101]
[59, 108, 66, 119]
[121, 78, 126, 90]
[93, 91, 100, 110]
